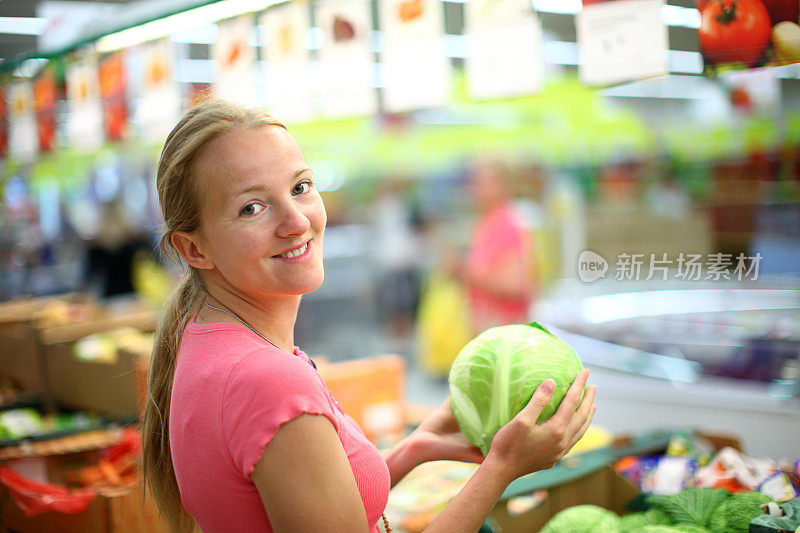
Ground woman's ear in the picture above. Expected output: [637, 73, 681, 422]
[171, 231, 215, 270]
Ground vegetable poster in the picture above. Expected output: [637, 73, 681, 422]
[0, 87, 7, 159]
[697, 0, 800, 70]
[7, 81, 38, 162]
[33, 66, 57, 152]
[66, 53, 104, 153]
[213, 14, 256, 106]
[379, 0, 451, 113]
[261, 1, 314, 123]
[137, 38, 181, 144]
[464, 0, 543, 100]
[99, 51, 127, 142]
[315, 0, 378, 118]
[576, 0, 669, 86]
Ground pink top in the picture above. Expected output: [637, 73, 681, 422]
[169, 315, 391, 532]
[465, 203, 531, 329]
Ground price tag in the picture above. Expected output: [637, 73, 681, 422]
[576, 0, 668, 86]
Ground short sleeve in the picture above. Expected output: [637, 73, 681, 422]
[221, 349, 339, 477]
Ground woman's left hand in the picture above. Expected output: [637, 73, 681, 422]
[412, 398, 485, 464]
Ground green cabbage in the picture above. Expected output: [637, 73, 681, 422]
[631, 526, 710, 533]
[541, 504, 620, 533]
[620, 508, 674, 531]
[448, 322, 584, 456]
[708, 491, 773, 533]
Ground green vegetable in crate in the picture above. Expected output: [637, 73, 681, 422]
[620, 508, 673, 531]
[448, 322, 584, 456]
[630, 526, 710, 533]
[708, 491, 773, 533]
[648, 488, 729, 528]
[540, 504, 620, 533]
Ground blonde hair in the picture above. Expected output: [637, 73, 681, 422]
[141, 100, 285, 532]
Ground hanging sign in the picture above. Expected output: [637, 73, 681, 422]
[99, 51, 128, 141]
[316, 0, 378, 118]
[261, 1, 314, 123]
[576, 0, 668, 86]
[379, 0, 451, 112]
[0, 87, 7, 159]
[66, 53, 104, 152]
[696, 0, 800, 71]
[213, 14, 256, 106]
[465, 0, 544, 99]
[8, 81, 39, 162]
[137, 38, 182, 144]
[34, 66, 58, 152]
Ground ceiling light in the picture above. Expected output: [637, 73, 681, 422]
[0, 17, 48, 36]
[96, 0, 284, 53]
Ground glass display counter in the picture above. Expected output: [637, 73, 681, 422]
[536, 279, 800, 459]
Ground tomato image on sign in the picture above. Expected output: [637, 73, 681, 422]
[699, 0, 772, 66]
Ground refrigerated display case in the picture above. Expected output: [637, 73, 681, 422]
[536, 280, 800, 458]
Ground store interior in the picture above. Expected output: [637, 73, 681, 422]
[0, 0, 799, 531]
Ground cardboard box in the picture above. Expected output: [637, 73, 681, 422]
[41, 311, 155, 417]
[316, 355, 406, 442]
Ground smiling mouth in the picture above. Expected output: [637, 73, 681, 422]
[274, 241, 310, 259]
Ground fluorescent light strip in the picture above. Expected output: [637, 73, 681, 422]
[531, 1, 701, 29]
[0, 17, 48, 36]
[96, 0, 284, 52]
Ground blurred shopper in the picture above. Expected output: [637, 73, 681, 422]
[141, 101, 595, 533]
[84, 200, 150, 298]
[371, 178, 420, 339]
[464, 158, 535, 333]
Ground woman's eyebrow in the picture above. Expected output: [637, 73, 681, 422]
[232, 168, 312, 197]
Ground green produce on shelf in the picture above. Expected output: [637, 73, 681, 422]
[708, 491, 774, 533]
[540, 504, 620, 533]
[620, 507, 674, 532]
[647, 487, 730, 528]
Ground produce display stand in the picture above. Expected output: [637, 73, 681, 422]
[487, 429, 741, 533]
[0, 295, 155, 417]
[0, 295, 88, 395]
[0, 427, 168, 533]
[41, 310, 155, 418]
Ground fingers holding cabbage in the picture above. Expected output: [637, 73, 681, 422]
[447, 322, 597, 479]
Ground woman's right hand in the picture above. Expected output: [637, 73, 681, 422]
[485, 369, 597, 483]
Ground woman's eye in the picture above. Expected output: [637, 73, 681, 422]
[240, 203, 266, 216]
[292, 181, 312, 195]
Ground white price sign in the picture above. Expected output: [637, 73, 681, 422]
[576, 0, 668, 86]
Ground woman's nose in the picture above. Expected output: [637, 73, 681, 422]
[276, 200, 311, 237]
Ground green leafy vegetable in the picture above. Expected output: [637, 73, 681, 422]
[540, 504, 620, 533]
[708, 491, 773, 533]
[631, 526, 710, 533]
[647, 488, 729, 528]
[448, 322, 583, 455]
[620, 508, 673, 531]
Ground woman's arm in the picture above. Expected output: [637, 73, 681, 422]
[253, 372, 595, 533]
[251, 413, 370, 533]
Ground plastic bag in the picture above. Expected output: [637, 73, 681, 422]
[416, 271, 472, 376]
[0, 467, 96, 517]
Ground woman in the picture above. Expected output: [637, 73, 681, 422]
[142, 100, 597, 533]
[464, 158, 534, 334]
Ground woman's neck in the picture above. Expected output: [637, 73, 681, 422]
[198, 283, 300, 353]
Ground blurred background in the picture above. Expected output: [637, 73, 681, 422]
[0, 0, 799, 531]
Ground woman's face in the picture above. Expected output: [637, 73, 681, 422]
[191, 126, 326, 299]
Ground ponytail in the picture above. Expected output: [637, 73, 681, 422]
[141, 269, 204, 532]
